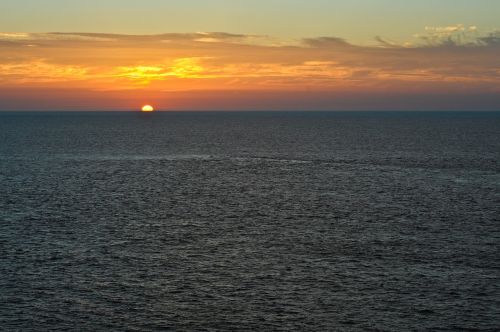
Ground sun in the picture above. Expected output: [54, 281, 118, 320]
[141, 105, 154, 112]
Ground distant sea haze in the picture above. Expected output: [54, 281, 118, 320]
[2, 91, 500, 112]
[1, 111, 499, 330]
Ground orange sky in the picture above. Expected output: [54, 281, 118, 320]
[0, 30, 499, 110]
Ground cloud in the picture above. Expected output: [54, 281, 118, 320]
[114, 58, 209, 84]
[0, 29, 498, 98]
[374, 36, 400, 48]
[302, 37, 352, 48]
[0, 59, 89, 83]
[0, 32, 280, 48]
[0, 32, 31, 40]
[411, 25, 500, 49]
[479, 31, 500, 47]
[425, 24, 468, 34]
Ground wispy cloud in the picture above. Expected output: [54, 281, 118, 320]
[0, 59, 89, 83]
[412, 25, 500, 48]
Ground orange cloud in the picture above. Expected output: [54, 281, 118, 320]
[0, 30, 499, 110]
[0, 59, 89, 83]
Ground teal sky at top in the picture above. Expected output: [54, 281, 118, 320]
[1, 0, 499, 43]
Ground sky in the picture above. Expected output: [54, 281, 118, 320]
[0, 0, 499, 110]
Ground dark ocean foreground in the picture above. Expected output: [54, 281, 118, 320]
[0, 111, 499, 331]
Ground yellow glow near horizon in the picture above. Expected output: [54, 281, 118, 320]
[141, 105, 154, 112]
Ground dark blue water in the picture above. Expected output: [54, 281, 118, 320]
[1, 111, 499, 331]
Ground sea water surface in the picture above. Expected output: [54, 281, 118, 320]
[0, 111, 499, 331]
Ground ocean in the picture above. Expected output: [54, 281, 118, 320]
[1, 111, 499, 330]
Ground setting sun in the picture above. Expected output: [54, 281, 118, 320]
[141, 105, 154, 112]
